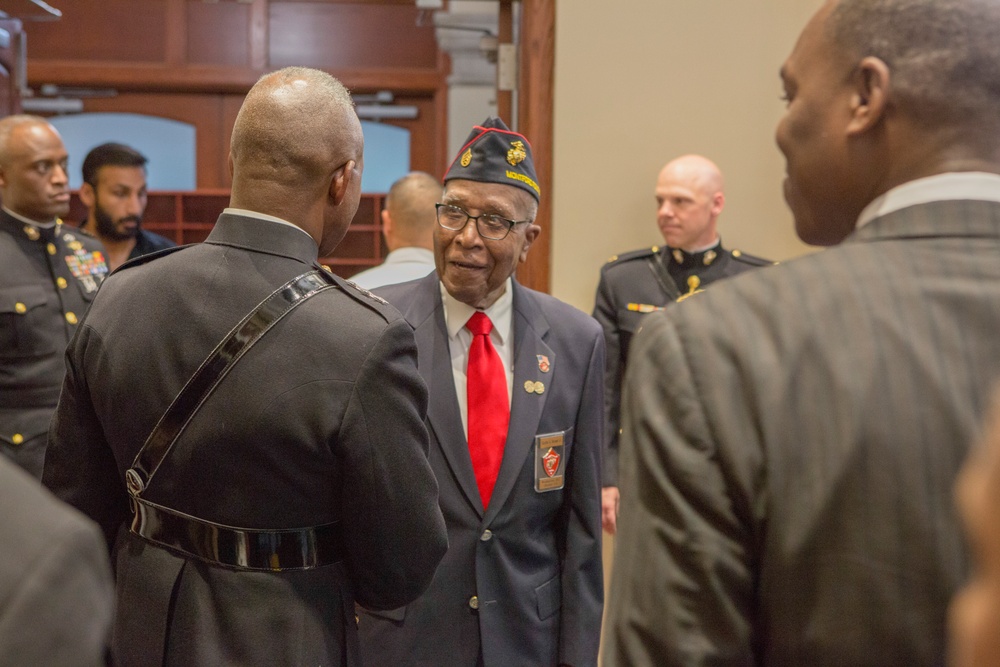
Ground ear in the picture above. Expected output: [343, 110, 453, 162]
[329, 159, 357, 206]
[710, 191, 725, 218]
[847, 56, 890, 136]
[518, 223, 542, 263]
[79, 182, 96, 209]
[380, 208, 392, 236]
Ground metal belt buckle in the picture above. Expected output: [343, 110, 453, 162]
[125, 468, 146, 497]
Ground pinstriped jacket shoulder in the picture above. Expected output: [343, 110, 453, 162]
[604, 199, 1000, 667]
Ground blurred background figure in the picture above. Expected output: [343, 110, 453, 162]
[592, 153, 771, 534]
[951, 389, 1000, 667]
[0, 114, 107, 478]
[80, 142, 174, 270]
[350, 170, 439, 289]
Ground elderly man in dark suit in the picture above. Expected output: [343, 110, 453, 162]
[358, 117, 605, 667]
[43, 66, 447, 667]
[604, 0, 1000, 665]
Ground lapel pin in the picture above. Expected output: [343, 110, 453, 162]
[537, 355, 550, 373]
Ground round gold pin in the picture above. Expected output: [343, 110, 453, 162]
[533, 381, 545, 395]
[524, 380, 536, 393]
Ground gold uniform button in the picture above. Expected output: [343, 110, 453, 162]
[14, 302, 26, 314]
[47, 242, 57, 255]
[11, 434, 23, 445]
[56, 277, 68, 289]
[65, 312, 78, 325]
[480, 529, 493, 542]
[468, 596, 479, 610]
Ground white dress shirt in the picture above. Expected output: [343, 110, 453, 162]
[350, 247, 436, 289]
[441, 278, 515, 440]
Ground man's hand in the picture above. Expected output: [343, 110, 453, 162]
[602, 486, 620, 535]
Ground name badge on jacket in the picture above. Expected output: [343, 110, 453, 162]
[535, 431, 567, 492]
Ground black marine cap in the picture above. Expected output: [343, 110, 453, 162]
[443, 116, 540, 202]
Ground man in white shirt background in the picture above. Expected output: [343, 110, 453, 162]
[350, 170, 438, 289]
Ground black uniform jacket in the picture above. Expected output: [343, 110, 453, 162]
[592, 241, 772, 485]
[0, 209, 107, 477]
[43, 212, 448, 667]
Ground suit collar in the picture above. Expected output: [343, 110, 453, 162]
[849, 198, 1000, 245]
[206, 212, 319, 266]
[856, 172, 1000, 229]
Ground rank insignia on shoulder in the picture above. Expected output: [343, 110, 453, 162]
[345, 280, 388, 305]
[626, 303, 662, 313]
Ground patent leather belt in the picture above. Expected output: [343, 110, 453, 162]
[132, 497, 344, 571]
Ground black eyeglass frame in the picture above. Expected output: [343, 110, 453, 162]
[434, 203, 532, 241]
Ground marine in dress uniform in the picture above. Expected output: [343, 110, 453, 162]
[43, 68, 447, 667]
[592, 155, 773, 531]
[0, 116, 108, 478]
[359, 117, 605, 667]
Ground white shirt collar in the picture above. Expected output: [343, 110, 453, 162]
[224, 207, 317, 242]
[441, 277, 514, 345]
[857, 172, 1000, 229]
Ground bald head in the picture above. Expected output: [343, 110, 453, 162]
[827, 0, 1000, 145]
[382, 171, 441, 251]
[229, 67, 364, 254]
[0, 115, 70, 222]
[655, 155, 725, 251]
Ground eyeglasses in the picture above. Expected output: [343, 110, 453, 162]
[435, 203, 531, 241]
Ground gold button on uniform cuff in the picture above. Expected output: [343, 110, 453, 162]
[11, 434, 23, 445]
[65, 312, 78, 324]
[14, 302, 26, 314]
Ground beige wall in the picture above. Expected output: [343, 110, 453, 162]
[550, 0, 825, 311]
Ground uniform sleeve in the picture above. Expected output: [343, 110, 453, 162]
[591, 270, 622, 487]
[602, 312, 756, 666]
[0, 511, 114, 666]
[558, 327, 606, 667]
[339, 317, 448, 611]
[43, 325, 131, 553]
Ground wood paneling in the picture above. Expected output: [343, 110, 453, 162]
[27, 0, 168, 63]
[186, 2, 252, 67]
[268, 3, 438, 70]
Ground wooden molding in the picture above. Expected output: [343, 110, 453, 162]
[517, 0, 555, 294]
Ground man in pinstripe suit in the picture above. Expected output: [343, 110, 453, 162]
[603, 1, 1000, 665]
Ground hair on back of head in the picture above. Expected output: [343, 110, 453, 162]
[82, 143, 147, 186]
[231, 67, 360, 186]
[828, 0, 1000, 133]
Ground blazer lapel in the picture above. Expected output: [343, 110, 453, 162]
[484, 284, 552, 525]
[405, 275, 486, 517]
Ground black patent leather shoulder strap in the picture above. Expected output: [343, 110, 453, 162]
[125, 269, 337, 498]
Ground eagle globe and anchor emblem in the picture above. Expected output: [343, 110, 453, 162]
[541, 447, 561, 478]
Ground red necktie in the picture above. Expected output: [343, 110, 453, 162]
[466, 311, 509, 508]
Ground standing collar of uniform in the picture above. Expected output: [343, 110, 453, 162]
[440, 277, 514, 344]
[223, 207, 316, 242]
[2, 206, 57, 228]
[668, 236, 721, 256]
[857, 172, 1000, 229]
